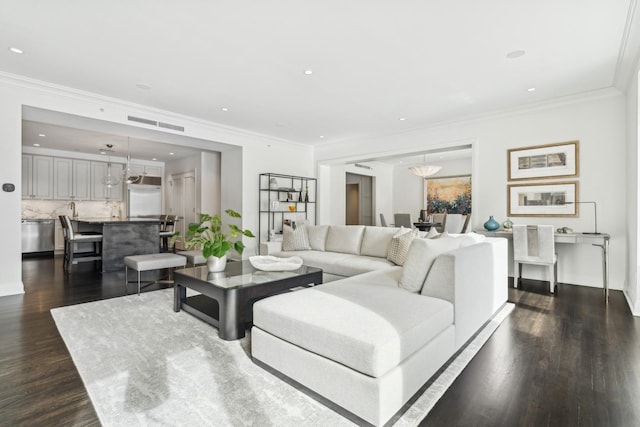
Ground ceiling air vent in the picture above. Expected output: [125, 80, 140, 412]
[158, 122, 185, 132]
[127, 115, 185, 132]
[354, 163, 372, 170]
[127, 115, 157, 126]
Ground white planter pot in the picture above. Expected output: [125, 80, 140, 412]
[206, 254, 228, 272]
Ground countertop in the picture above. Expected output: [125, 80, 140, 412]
[71, 217, 163, 224]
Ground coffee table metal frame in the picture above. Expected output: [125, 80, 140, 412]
[174, 260, 322, 340]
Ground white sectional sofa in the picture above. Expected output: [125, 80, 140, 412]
[261, 225, 407, 282]
[253, 225, 508, 426]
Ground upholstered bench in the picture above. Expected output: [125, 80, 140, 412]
[124, 253, 187, 295]
[177, 250, 206, 266]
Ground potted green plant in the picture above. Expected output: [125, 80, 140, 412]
[172, 209, 255, 272]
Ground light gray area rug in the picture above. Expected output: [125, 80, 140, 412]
[51, 290, 514, 427]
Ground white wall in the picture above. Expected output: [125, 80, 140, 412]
[0, 73, 314, 296]
[316, 90, 628, 291]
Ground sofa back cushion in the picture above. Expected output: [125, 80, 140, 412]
[360, 226, 400, 258]
[399, 237, 460, 292]
[325, 225, 366, 255]
[306, 225, 329, 251]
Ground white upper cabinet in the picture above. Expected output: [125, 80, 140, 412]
[22, 154, 54, 199]
[54, 158, 91, 200]
[130, 164, 163, 177]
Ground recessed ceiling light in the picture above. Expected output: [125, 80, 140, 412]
[319, 135, 325, 139]
[33, 143, 40, 147]
[152, 158, 157, 161]
[38, 133, 46, 137]
[169, 152, 175, 156]
[399, 117, 406, 121]
[9, 47, 23, 54]
[506, 50, 526, 59]
[527, 87, 536, 92]
[136, 83, 152, 90]
[221, 107, 229, 111]
[304, 70, 313, 75]
[100, 150, 106, 155]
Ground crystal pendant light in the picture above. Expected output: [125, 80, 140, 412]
[103, 154, 120, 188]
[122, 137, 140, 184]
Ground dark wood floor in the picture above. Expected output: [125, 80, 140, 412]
[1, 255, 639, 427]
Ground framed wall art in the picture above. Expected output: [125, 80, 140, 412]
[424, 175, 472, 215]
[507, 140, 579, 181]
[507, 181, 578, 217]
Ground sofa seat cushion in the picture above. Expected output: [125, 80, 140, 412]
[253, 281, 454, 378]
[275, 250, 395, 276]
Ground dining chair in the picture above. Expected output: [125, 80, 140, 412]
[431, 213, 446, 232]
[379, 213, 388, 227]
[59, 215, 103, 272]
[393, 213, 413, 228]
[461, 214, 471, 233]
[443, 214, 464, 233]
[513, 224, 557, 293]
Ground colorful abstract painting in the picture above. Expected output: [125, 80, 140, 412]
[425, 175, 472, 215]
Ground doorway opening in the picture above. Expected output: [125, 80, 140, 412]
[345, 173, 374, 225]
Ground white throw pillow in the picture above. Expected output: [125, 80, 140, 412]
[425, 227, 439, 238]
[282, 225, 311, 251]
[387, 228, 418, 265]
[399, 237, 460, 292]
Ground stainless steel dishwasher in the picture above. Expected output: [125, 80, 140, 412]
[21, 219, 55, 254]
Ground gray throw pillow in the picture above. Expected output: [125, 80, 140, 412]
[282, 225, 311, 251]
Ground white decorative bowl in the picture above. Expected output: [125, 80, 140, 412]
[249, 255, 303, 271]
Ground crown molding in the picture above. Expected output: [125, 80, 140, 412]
[614, 0, 640, 91]
[0, 71, 307, 149]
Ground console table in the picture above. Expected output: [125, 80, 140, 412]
[477, 230, 610, 303]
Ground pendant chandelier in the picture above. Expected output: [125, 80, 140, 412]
[122, 137, 140, 184]
[101, 144, 120, 187]
[408, 155, 442, 178]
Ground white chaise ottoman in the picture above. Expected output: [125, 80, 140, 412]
[251, 277, 456, 426]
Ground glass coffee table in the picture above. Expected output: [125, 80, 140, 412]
[173, 260, 322, 341]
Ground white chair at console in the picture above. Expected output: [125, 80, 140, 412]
[513, 224, 557, 293]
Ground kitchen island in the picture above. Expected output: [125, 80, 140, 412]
[72, 218, 162, 272]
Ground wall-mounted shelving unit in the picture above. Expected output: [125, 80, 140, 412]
[259, 173, 317, 248]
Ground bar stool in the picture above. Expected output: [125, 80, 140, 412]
[159, 214, 177, 252]
[59, 215, 103, 272]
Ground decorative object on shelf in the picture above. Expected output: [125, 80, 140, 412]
[171, 209, 255, 272]
[288, 205, 296, 212]
[483, 216, 500, 231]
[249, 255, 303, 271]
[508, 140, 579, 181]
[269, 177, 278, 189]
[507, 181, 578, 217]
[502, 218, 513, 230]
[271, 200, 279, 211]
[408, 154, 442, 178]
[304, 185, 309, 202]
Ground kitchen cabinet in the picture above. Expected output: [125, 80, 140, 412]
[90, 161, 123, 201]
[22, 154, 54, 199]
[53, 158, 91, 200]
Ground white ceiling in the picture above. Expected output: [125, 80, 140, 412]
[2, 1, 638, 149]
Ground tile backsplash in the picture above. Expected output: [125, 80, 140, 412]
[22, 200, 124, 219]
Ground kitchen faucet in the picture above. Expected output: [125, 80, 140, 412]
[69, 201, 77, 218]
